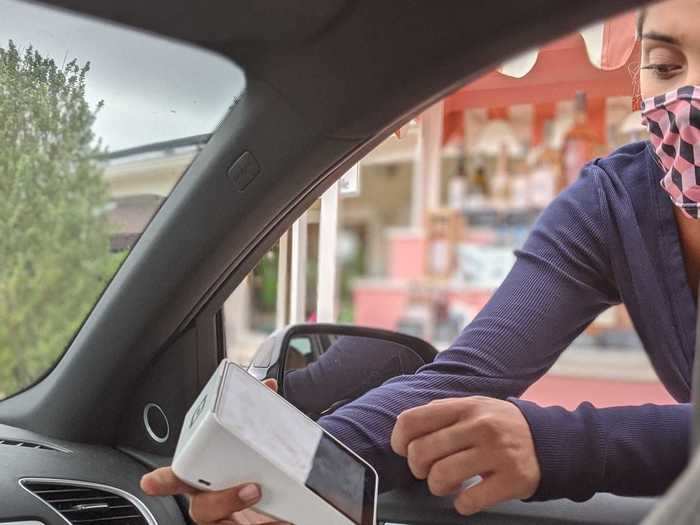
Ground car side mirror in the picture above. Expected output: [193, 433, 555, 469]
[248, 324, 437, 419]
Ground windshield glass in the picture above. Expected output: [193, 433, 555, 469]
[0, 0, 245, 400]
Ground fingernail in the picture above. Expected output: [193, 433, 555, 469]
[239, 483, 260, 503]
[139, 476, 152, 495]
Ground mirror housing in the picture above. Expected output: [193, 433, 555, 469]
[248, 324, 437, 418]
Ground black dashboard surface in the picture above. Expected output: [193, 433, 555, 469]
[0, 420, 657, 525]
[0, 423, 183, 524]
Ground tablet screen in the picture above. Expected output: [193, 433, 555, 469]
[305, 433, 376, 525]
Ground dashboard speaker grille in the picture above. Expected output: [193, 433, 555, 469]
[22, 480, 150, 524]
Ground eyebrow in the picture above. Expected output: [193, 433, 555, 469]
[641, 31, 681, 46]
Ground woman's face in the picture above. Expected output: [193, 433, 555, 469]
[640, 0, 700, 99]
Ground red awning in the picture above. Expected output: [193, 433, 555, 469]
[445, 11, 638, 112]
[400, 11, 639, 144]
[446, 40, 638, 112]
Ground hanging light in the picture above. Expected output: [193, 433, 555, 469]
[472, 119, 524, 157]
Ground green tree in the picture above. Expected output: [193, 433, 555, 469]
[0, 41, 117, 398]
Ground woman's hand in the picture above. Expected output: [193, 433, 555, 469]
[140, 379, 289, 525]
[391, 396, 540, 516]
[141, 467, 289, 524]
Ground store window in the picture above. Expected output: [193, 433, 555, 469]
[223, 8, 675, 409]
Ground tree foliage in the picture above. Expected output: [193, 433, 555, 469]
[0, 41, 117, 397]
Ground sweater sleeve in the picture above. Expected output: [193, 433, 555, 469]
[320, 167, 627, 493]
[512, 400, 691, 501]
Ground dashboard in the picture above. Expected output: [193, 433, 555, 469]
[0, 421, 656, 525]
[0, 423, 184, 525]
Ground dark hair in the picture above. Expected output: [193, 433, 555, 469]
[636, 8, 646, 38]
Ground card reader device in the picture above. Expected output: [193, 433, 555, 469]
[173, 359, 378, 525]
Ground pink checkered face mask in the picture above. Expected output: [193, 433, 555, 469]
[642, 85, 700, 219]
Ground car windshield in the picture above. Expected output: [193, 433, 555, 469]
[0, 0, 244, 400]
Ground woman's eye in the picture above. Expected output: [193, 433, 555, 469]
[641, 63, 683, 79]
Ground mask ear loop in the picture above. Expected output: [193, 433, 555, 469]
[629, 37, 642, 111]
[630, 62, 642, 111]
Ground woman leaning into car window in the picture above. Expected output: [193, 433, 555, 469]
[141, 0, 700, 521]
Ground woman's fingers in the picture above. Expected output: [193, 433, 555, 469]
[453, 474, 512, 516]
[141, 379, 282, 525]
[392, 400, 466, 456]
[140, 467, 198, 496]
[139, 471, 270, 525]
[262, 378, 278, 392]
[406, 420, 474, 479]
[188, 484, 262, 524]
[232, 508, 291, 524]
[426, 448, 490, 497]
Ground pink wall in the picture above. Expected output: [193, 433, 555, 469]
[388, 233, 425, 280]
[354, 229, 494, 330]
[353, 284, 496, 332]
[353, 285, 408, 330]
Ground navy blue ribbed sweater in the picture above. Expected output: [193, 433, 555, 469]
[319, 141, 694, 502]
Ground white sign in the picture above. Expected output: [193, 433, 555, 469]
[339, 164, 360, 197]
[457, 244, 516, 288]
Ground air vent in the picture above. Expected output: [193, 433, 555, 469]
[0, 438, 64, 452]
[21, 479, 155, 524]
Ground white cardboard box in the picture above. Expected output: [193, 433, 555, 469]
[173, 360, 378, 525]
